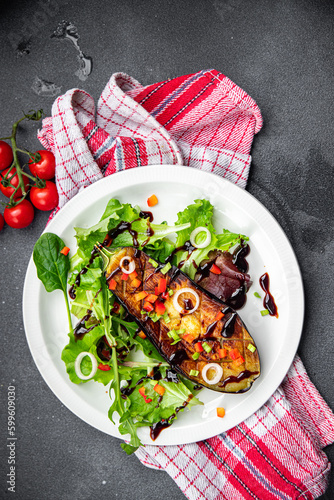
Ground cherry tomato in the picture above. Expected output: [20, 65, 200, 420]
[0, 168, 30, 200]
[30, 181, 58, 211]
[29, 150, 56, 180]
[4, 200, 34, 228]
[0, 213, 4, 231]
[0, 141, 13, 171]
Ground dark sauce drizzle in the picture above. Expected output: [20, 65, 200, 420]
[220, 370, 259, 392]
[73, 310, 95, 340]
[259, 272, 278, 317]
[150, 394, 194, 440]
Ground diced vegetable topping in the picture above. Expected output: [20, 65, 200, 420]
[143, 301, 154, 312]
[234, 356, 245, 367]
[121, 273, 128, 281]
[155, 300, 166, 315]
[210, 263, 221, 275]
[129, 270, 138, 280]
[137, 330, 147, 339]
[216, 407, 225, 418]
[229, 348, 240, 360]
[138, 386, 153, 404]
[135, 291, 148, 301]
[254, 291, 261, 298]
[215, 311, 224, 321]
[60, 246, 70, 256]
[202, 342, 212, 353]
[195, 342, 204, 352]
[147, 194, 158, 207]
[146, 294, 158, 303]
[218, 348, 227, 358]
[261, 309, 269, 316]
[148, 258, 158, 268]
[153, 383, 165, 396]
[98, 363, 111, 371]
[157, 278, 167, 294]
[131, 278, 141, 288]
[161, 262, 171, 274]
[182, 334, 195, 343]
[247, 343, 256, 353]
[189, 369, 199, 377]
[192, 352, 200, 360]
[108, 279, 117, 290]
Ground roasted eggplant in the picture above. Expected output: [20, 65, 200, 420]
[98, 246, 260, 393]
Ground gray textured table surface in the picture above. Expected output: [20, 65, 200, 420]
[1, 1, 333, 499]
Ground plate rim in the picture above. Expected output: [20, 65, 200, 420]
[22, 165, 304, 445]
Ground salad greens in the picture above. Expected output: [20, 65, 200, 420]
[34, 197, 247, 454]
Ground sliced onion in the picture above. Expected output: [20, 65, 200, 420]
[202, 363, 223, 385]
[119, 256, 136, 274]
[75, 352, 98, 380]
[173, 288, 200, 314]
[190, 226, 211, 249]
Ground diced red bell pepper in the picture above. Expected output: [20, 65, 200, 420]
[229, 348, 241, 360]
[137, 330, 147, 339]
[155, 300, 166, 315]
[143, 301, 154, 312]
[210, 264, 221, 275]
[194, 342, 204, 353]
[234, 355, 245, 366]
[155, 286, 159, 295]
[131, 278, 141, 288]
[216, 407, 225, 418]
[121, 273, 128, 281]
[215, 311, 224, 321]
[153, 383, 165, 396]
[139, 387, 146, 397]
[161, 291, 169, 300]
[147, 194, 158, 207]
[108, 279, 117, 290]
[218, 348, 227, 359]
[156, 278, 167, 294]
[60, 246, 70, 256]
[182, 334, 195, 344]
[98, 363, 111, 371]
[145, 293, 158, 303]
[135, 290, 148, 301]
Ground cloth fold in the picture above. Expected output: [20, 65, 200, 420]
[38, 69, 334, 499]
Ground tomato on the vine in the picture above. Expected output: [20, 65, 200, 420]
[0, 141, 13, 171]
[30, 181, 58, 211]
[4, 199, 34, 228]
[0, 213, 4, 231]
[0, 168, 30, 200]
[29, 150, 55, 180]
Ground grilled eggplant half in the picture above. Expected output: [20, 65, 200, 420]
[98, 246, 260, 393]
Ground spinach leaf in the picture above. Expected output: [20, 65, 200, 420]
[33, 232, 72, 330]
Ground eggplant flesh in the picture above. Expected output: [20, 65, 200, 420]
[102, 246, 260, 393]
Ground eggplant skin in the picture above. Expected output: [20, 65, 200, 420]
[104, 247, 260, 393]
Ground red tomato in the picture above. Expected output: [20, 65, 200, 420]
[0, 141, 13, 171]
[0, 168, 30, 200]
[0, 213, 4, 231]
[4, 200, 34, 228]
[29, 150, 56, 180]
[30, 181, 58, 211]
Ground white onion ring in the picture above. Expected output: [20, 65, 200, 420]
[190, 226, 211, 249]
[120, 256, 136, 274]
[201, 363, 223, 385]
[75, 352, 98, 380]
[173, 288, 200, 314]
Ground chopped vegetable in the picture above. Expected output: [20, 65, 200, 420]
[229, 348, 240, 360]
[143, 301, 154, 312]
[192, 352, 200, 360]
[218, 348, 227, 358]
[60, 246, 70, 256]
[135, 291, 148, 301]
[155, 300, 166, 315]
[182, 334, 195, 343]
[131, 278, 141, 288]
[148, 258, 158, 268]
[108, 279, 117, 290]
[153, 383, 165, 396]
[147, 194, 158, 207]
[254, 291, 261, 298]
[98, 363, 111, 371]
[216, 407, 225, 418]
[128, 270, 138, 280]
[146, 294, 158, 303]
[202, 342, 212, 353]
[215, 311, 224, 321]
[261, 309, 269, 316]
[210, 263, 221, 275]
[247, 343, 256, 353]
[121, 273, 128, 281]
[234, 356, 245, 367]
[189, 369, 199, 377]
[157, 278, 167, 294]
[137, 330, 147, 339]
[161, 262, 171, 274]
[195, 342, 204, 353]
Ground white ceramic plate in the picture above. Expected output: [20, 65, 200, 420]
[23, 166, 304, 445]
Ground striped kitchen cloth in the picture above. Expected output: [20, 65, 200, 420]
[38, 70, 334, 499]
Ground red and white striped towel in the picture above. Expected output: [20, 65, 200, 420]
[38, 69, 334, 499]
